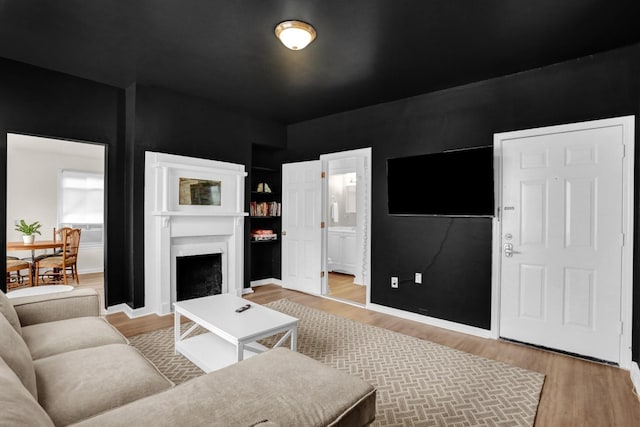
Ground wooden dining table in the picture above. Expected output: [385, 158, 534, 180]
[6, 240, 64, 263]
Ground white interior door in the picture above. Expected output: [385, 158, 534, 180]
[496, 117, 633, 364]
[281, 160, 322, 295]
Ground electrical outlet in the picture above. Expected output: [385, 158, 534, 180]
[391, 276, 399, 288]
[415, 272, 422, 284]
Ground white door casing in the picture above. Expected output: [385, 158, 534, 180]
[353, 155, 367, 286]
[281, 160, 323, 295]
[492, 116, 634, 367]
[320, 147, 372, 304]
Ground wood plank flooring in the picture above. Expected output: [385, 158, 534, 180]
[327, 271, 366, 305]
[75, 272, 106, 312]
[93, 280, 640, 426]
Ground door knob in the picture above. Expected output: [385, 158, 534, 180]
[281, 231, 286, 236]
[503, 242, 520, 257]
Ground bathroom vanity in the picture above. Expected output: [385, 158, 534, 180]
[327, 227, 356, 275]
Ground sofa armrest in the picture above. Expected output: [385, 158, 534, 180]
[11, 289, 101, 326]
[70, 348, 376, 427]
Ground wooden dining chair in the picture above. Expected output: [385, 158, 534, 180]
[6, 256, 33, 289]
[32, 226, 68, 264]
[33, 227, 82, 285]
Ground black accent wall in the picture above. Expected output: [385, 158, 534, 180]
[0, 58, 126, 305]
[287, 44, 640, 360]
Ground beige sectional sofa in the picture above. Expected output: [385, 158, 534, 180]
[0, 288, 376, 426]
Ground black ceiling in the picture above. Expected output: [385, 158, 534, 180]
[1, 1, 639, 124]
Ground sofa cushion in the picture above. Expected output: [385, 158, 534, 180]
[0, 288, 22, 334]
[22, 316, 128, 360]
[0, 356, 54, 427]
[72, 348, 376, 427]
[10, 288, 100, 326]
[0, 312, 37, 399]
[35, 343, 174, 426]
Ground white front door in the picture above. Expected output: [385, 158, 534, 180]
[281, 160, 322, 295]
[495, 116, 634, 364]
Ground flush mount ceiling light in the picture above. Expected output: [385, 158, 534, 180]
[274, 20, 317, 50]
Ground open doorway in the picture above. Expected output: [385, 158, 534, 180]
[5, 134, 106, 309]
[321, 148, 371, 306]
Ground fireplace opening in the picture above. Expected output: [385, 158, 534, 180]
[176, 253, 223, 301]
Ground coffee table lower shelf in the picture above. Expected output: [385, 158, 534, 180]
[175, 332, 268, 373]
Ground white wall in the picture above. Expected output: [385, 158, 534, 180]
[6, 134, 105, 273]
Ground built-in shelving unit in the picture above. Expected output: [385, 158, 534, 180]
[249, 145, 283, 283]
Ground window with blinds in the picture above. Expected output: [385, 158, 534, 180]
[58, 170, 104, 246]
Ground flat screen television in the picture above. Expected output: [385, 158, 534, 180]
[387, 146, 494, 217]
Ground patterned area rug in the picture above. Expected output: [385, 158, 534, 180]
[129, 299, 545, 426]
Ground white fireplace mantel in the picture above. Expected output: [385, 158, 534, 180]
[144, 152, 247, 316]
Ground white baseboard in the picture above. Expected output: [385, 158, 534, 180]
[367, 302, 493, 339]
[631, 362, 640, 402]
[77, 268, 104, 275]
[105, 303, 154, 318]
[241, 287, 254, 295]
[249, 280, 491, 339]
[250, 278, 283, 287]
[105, 303, 131, 316]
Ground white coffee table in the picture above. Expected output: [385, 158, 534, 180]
[173, 293, 298, 373]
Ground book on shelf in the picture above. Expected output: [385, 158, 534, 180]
[250, 201, 281, 217]
[251, 229, 277, 241]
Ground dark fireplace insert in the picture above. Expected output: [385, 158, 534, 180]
[176, 253, 222, 301]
